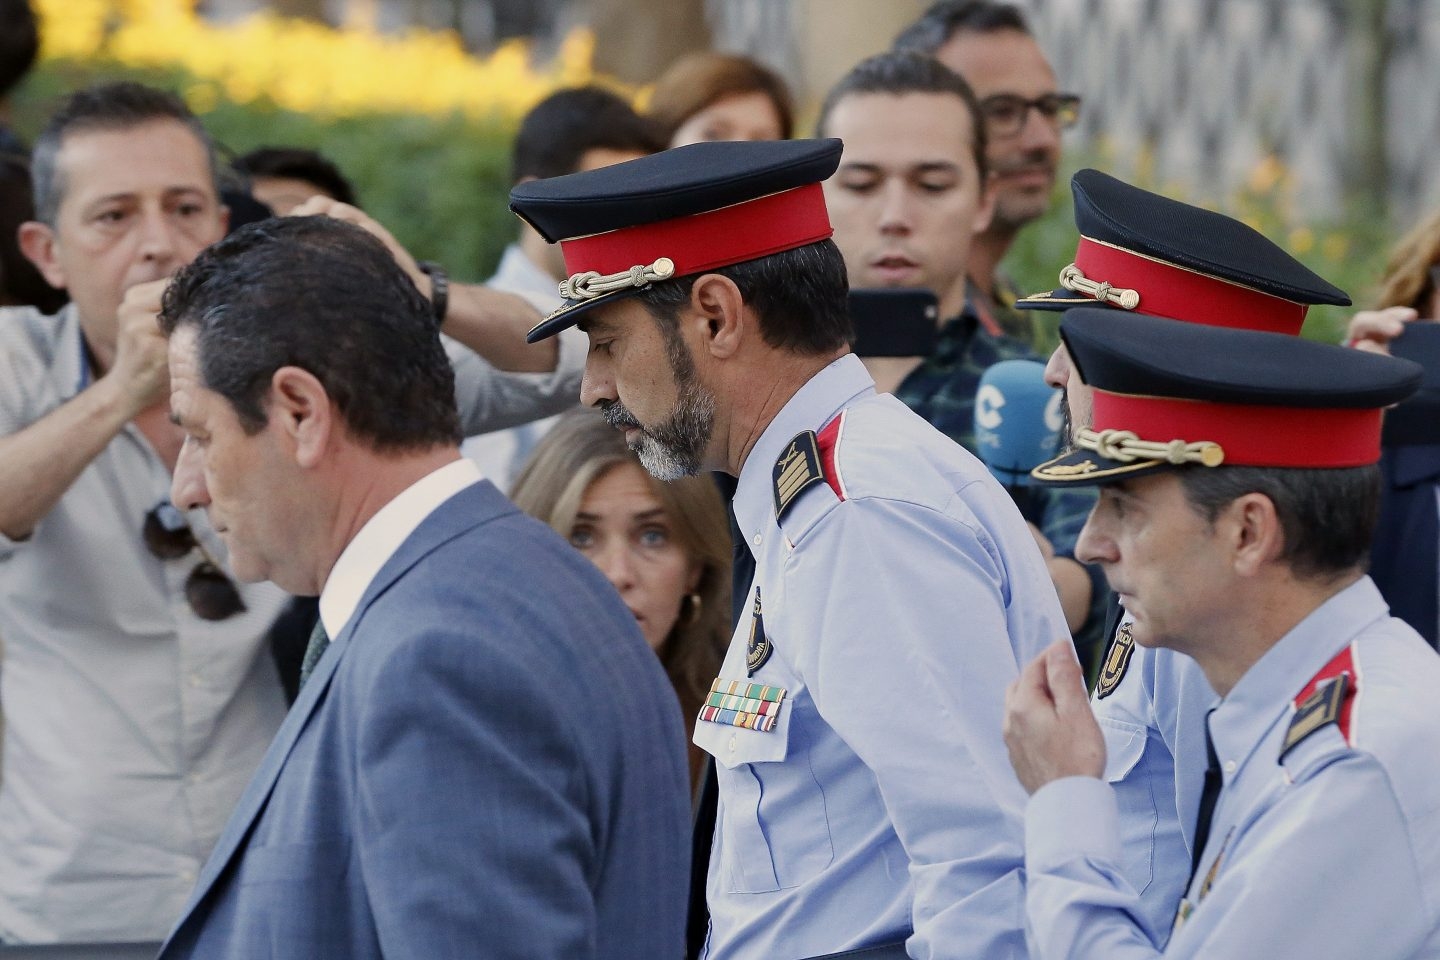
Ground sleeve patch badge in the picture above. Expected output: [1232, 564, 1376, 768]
[1095, 622, 1137, 699]
[745, 587, 773, 676]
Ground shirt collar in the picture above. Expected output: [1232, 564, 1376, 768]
[319, 457, 483, 638]
[1208, 576, 1389, 771]
[732, 353, 873, 551]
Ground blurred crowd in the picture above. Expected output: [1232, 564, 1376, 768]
[1, 0, 1438, 958]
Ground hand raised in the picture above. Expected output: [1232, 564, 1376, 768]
[1345, 306, 1418, 355]
[108, 278, 173, 412]
[1003, 639, 1106, 794]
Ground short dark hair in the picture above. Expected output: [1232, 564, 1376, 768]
[159, 216, 461, 451]
[0, 0, 39, 100]
[31, 81, 219, 225]
[236, 146, 357, 207]
[632, 239, 851, 356]
[815, 51, 988, 183]
[892, 0, 1032, 55]
[512, 86, 665, 184]
[1179, 464, 1381, 581]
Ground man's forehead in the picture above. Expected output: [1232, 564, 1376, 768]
[934, 30, 1057, 93]
[828, 94, 978, 161]
[56, 119, 215, 203]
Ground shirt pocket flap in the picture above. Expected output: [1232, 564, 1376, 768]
[1100, 716, 1147, 782]
[693, 700, 792, 769]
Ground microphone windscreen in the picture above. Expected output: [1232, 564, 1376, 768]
[974, 359, 1063, 486]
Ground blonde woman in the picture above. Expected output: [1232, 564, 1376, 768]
[511, 408, 731, 791]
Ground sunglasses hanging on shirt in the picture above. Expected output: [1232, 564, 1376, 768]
[143, 501, 247, 622]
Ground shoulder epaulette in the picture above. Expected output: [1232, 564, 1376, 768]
[772, 412, 847, 520]
[1280, 643, 1359, 762]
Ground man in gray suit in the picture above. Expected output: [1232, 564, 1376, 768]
[154, 215, 690, 959]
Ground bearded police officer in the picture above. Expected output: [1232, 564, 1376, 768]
[512, 139, 1068, 960]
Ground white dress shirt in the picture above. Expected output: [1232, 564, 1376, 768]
[319, 458, 483, 638]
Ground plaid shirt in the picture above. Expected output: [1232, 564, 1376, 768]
[893, 307, 1107, 660]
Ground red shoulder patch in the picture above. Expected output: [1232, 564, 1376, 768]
[816, 411, 847, 502]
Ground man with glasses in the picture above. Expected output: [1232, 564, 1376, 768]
[0, 82, 567, 945]
[895, 0, 1080, 344]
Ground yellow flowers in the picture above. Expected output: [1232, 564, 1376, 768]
[32, 0, 598, 120]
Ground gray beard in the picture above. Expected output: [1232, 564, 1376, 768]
[600, 327, 716, 481]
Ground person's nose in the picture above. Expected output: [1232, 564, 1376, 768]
[580, 353, 617, 410]
[1043, 343, 1071, 390]
[877, 180, 915, 237]
[592, 538, 638, 594]
[170, 438, 210, 513]
[136, 205, 180, 269]
[1075, 507, 1115, 567]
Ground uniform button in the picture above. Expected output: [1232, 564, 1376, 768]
[187, 674, 202, 687]
[1223, 760, 1237, 774]
[179, 868, 196, 883]
[728, 735, 737, 753]
[752, 533, 762, 546]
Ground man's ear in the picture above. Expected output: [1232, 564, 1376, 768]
[17, 221, 68, 291]
[689, 273, 748, 359]
[1228, 492, 1285, 577]
[268, 365, 334, 469]
[974, 168, 999, 235]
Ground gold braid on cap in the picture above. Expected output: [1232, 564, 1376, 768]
[1076, 428, 1226, 467]
[559, 256, 676, 301]
[1059, 264, 1141, 310]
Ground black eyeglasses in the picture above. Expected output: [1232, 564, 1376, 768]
[143, 501, 247, 621]
[978, 93, 1082, 138]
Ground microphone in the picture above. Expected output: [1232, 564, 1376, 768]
[973, 359, 1063, 487]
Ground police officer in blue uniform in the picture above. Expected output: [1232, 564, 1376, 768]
[1014, 169, 1359, 943]
[511, 139, 1069, 959]
[1005, 308, 1438, 959]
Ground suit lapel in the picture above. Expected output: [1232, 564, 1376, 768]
[167, 480, 516, 932]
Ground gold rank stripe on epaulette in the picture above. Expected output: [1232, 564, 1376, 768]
[1094, 622, 1136, 699]
[773, 431, 824, 520]
[1279, 643, 1359, 762]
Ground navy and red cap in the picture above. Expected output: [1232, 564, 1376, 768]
[510, 138, 842, 343]
[1031, 308, 1423, 485]
[1016, 169, 1350, 335]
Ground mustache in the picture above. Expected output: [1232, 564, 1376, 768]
[600, 401, 641, 432]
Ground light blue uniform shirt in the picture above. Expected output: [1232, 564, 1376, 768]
[1091, 625, 1214, 943]
[695, 355, 1068, 960]
[1025, 577, 1440, 959]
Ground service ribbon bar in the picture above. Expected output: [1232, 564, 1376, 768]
[698, 677, 788, 732]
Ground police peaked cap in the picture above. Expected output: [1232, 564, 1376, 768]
[1031, 308, 1422, 485]
[1017, 169, 1350, 334]
[510, 138, 843, 342]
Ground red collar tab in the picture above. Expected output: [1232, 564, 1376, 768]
[1075, 237, 1309, 335]
[1091, 391, 1383, 469]
[559, 182, 833, 281]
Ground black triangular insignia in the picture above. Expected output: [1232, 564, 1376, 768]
[1279, 673, 1349, 761]
[745, 588, 772, 676]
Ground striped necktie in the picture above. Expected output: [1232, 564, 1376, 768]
[298, 618, 331, 691]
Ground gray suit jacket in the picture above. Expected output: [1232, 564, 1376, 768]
[157, 480, 691, 959]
